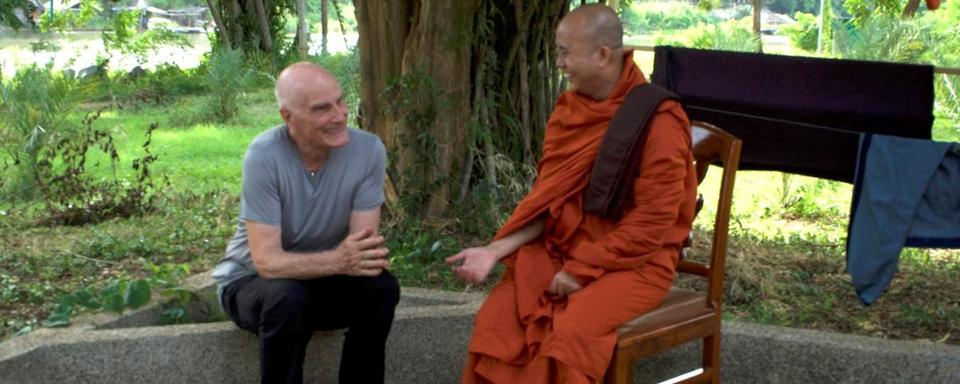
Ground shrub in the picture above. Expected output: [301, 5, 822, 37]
[621, 2, 717, 35]
[32, 114, 168, 226]
[656, 17, 760, 53]
[833, 15, 930, 64]
[0, 64, 85, 201]
[202, 48, 256, 121]
[780, 12, 819, 52]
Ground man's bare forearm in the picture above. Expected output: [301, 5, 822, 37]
[254, 248, 343, 280]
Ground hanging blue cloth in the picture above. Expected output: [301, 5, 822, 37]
[846, 133, 960, 305]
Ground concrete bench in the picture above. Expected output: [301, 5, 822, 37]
[2, 274, 958, 383]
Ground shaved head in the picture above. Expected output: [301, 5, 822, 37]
[275, 62, 338, 110]
[560, 4, 623, 51]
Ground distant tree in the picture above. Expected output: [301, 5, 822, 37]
[204, 0, 293, 54]
[0, 0, 32, 30]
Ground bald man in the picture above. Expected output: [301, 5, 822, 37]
[447, 5, 697, 383]
[212, 62, 398, 384]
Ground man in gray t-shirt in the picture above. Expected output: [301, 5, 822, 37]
[212, 62, 397, 384]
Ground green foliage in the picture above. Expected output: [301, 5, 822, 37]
[385, 69, 442, 215]
[382, 220, 499, 290]
[311, 48, 361, 123]
[202, 48, 257, 121]
[833, 15, 930, 64]
[102, 10, 192, 63]
[30, 114, 168, 226]
[0, 64, 87, 201]
[778, 177, 844, 220]
[656, 17, 760, 52]
[779, 12, 819, 52]
[842, 0, 903, 27]
[0, 0, 32, 30]
[42, 260, 193, 327]
[38, 0, 99, 32]
[113, 63, 207, 105]
[766, 0, 820, 14]
[621, 2, 717, 35]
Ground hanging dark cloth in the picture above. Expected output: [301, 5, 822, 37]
[651, 46, 934, 182]
[846, 133, 960, 305]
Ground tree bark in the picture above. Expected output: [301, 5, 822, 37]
[205, 0, 232, 49]
[753, 0, 762, 52]
[321, 0, 328, 55]
[252, 0, 273, 51]
[902, 0, 921, 17]
[295, 0, 308, 54]
[356, 0, 565, 219]
[356, 0, 413, 208]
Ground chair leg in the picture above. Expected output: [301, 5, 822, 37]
[604, 350, 633, 384]
[703, 332, 721, 383]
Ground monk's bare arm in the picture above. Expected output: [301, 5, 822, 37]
[487, 219, 545, 259]
[248, 211, 389, 279]
[446, 219, 544, 283]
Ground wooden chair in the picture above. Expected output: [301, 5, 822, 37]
[604, 121, 742, 384]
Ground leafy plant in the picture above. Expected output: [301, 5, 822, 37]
[779, 12, 819, 52]
[842, 0, 903, 28]
[621, 1, 717, 35]
[32, 113, 168, 226]
[656, 17, 760, 52]
[101, 10, 192, 64]
[203, 48, 257, 121]
[43, 277, 152, 327]
[833, 15, 930, 64]
[42, 260, 193, 327]
[0, 64, 86, 201]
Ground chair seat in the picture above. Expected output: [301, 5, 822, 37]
[617, 288, 711, 335]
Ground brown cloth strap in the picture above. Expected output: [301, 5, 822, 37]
[583, 83, 679, 218]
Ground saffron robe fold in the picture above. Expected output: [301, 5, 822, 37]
[463, 51, 698, 384]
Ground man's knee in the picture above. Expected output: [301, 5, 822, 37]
[369, 271, 401, 309]
[260, 279, 312, 323]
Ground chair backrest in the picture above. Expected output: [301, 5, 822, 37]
[678, 121, 742, 311]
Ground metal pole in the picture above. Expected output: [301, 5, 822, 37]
[49, 0, 54, 20]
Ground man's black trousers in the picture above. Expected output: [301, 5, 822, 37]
[222, 271, 400, 384]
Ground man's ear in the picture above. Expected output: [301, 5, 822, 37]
[279, 107, 291, 123]
[596, 46, 613, 67]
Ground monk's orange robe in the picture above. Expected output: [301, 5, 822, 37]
[463, 51, 698, 384]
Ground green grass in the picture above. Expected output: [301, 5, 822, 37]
[78, 91, 279, 194]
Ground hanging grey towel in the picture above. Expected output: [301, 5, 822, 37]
[846, 133, 960, 305]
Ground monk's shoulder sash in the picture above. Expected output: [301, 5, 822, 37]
[583, 83, 680, 218]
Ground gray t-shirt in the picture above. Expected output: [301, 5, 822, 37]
[212, 125, 386, 295]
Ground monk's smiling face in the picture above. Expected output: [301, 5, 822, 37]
[555, 19, 603, 98]
[554, 5, 624, 101]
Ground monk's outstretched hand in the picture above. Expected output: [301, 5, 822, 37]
[445, 247, 498, 284]
[548, 270, 583, 296]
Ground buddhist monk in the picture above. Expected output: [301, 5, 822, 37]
[445, 4, 698, 383]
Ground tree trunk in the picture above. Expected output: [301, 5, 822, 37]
[295, 0, 308, 54]
[902, 0, 921, 17]
[753, 0, 762, 52]
[204, 0, 294, 55]
[252, 0, 273, 51]
[205, 0, 233, 49]
[356, 0, 566, 219]
[321, 0, 328, 55]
